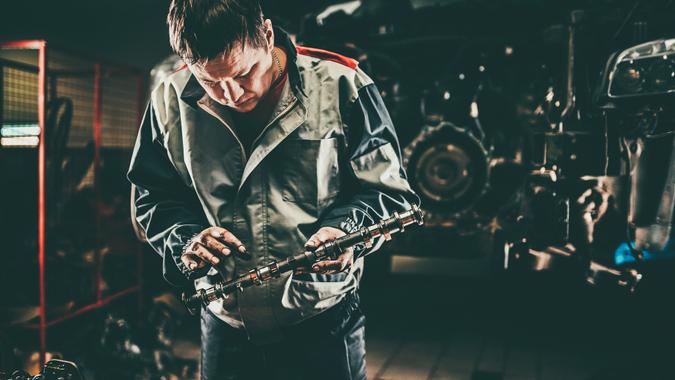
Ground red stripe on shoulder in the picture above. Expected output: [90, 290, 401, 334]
[296, 46, 358, 70]
[174, 64, 188, 73]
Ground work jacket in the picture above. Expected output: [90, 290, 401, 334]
[127, 29, 418, 343]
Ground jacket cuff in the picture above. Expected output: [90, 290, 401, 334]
[175, 231, 200, 277]
[164, 224, 208, 285]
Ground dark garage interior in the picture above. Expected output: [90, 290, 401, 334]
[1, 0, 675, 379]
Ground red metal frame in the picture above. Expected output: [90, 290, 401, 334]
[1, 40, 45, 50]
[93, 63, 103, 304]
[24, 287, 140, 329]
[1, 40, 145, 367]
[37, 40, 47, 368]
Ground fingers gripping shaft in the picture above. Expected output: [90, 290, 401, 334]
[182, 206, 424, 315]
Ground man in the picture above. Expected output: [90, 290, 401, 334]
[127, 0, 418, 379]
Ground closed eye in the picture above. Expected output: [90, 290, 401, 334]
[235, 71, 251, 80]
[201, 79, 218, 87]
[235, 63, 257, 79]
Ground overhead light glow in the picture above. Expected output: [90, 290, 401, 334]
[1, 124, 41, 137]
[1, 136, 40, 147]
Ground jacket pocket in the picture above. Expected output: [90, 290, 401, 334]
[275, 138, 341, 208]
[283, 272, 358, 313]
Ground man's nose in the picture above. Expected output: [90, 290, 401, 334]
[220, 79, 244, 103]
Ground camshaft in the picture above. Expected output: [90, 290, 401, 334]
[182, 205, 424, 315]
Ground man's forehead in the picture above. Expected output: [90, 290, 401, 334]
[190, 42, 258, 77]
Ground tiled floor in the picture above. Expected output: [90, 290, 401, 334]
[357, 269, 675, 380]
[365, 328, 598, 380]
[172, 267, 675, 379]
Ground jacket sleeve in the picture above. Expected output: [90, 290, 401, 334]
[320, 82, 420, 257]
[127, 103, 208, 286]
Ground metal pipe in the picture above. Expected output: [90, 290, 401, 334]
[559, 11, 584, 132]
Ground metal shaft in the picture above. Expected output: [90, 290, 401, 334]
[182, 205, 424, 315]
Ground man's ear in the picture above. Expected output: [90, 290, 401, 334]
[264, 19, 274, 51]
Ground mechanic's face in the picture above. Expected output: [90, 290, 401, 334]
[189, 20, 275, 113]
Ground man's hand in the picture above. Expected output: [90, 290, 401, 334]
[299, 227, 353, 275]
[181, 227, 249, 271]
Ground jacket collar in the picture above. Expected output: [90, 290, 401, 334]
[179, 26, 304, 106]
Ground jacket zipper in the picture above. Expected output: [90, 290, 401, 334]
[197, 101, 248, 162]
[197, 101, 245, 280]
[249, 96, 299, 150]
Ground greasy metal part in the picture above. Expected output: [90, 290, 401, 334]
[504, 240, 578, 272]
[403, 122, 490, 225]
[182, 206, 424, 315]
[586, 261, 642, 294]
[504, 239, 643, 293]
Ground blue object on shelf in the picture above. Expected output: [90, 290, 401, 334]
[615, 239, 675, 266]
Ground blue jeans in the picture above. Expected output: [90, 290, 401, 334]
[200, 292, 367, 380]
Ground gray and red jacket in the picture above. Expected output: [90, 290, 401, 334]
[127, 28, 418, 343]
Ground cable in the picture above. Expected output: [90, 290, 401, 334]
[611, 1, 643, 42]
[603, 110, 609, 176]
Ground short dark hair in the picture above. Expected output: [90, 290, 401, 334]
[167, 0, 266, 64]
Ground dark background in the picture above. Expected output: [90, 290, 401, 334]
[0, 0, 342, 70]
[3, 1, 675, 379]
[3, 0, 672, 71]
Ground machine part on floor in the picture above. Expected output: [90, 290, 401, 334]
[5, 370, 32, 380]
[503, 238, 643, 293]
[586, 261, 642, 293]
[4, 359, 84, 380]
[90, 309, 199, 379]
[147, 294, 185, 348]
[182, 206, 425, 314]
[99, 315, 142, 362]
[504, 240, 581, 272]
[37, 359, 84, 380]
